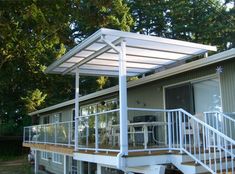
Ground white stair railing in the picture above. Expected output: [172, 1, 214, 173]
[204, 111, 235, 140]
[179, 109, 235, 174]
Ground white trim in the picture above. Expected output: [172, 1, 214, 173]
[101, 28, 217, 51]
[75, 68, 79, 151]
[41, 151, 50, 161]
[217, 70, 224, 112]
[29, 100, 75, 116]
[52, 153, 63, 164]
[34, 150, 38, 174]
[29, 49, 235, 116]
[163, 74, 217, 89]
[119, 40, 128, 155]
[63, 155, 66, 174]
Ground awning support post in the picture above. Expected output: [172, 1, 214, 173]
[75, 67, 80, 151]
[119, 40, 128, 155]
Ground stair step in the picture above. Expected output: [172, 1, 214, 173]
[181, 157, 232, 166]
[185, 145, 235, 154]
[200, 167, 235, 174]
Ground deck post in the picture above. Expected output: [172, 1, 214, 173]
[68, 122, 71, 146]
[34, 150, 38, 174]
[97, 164, 102, 174]
[167, 112, 172, 151]
[178, 111, 183, 153]
[63, 155, 67, 174]
[95, 114, 98, 153]
[75, 67, 80, 151]
[119, 40, 128, 155]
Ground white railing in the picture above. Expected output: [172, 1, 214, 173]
[180, 109, 235, 174]
[23, 108, 235, 174]
[204, 111, 235, 140]
[76, 109, 120, 153]
[76, 108, 178, 153]
[23, 121, 74, 147]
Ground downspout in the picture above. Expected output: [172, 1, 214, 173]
[117, 152, 126, 171]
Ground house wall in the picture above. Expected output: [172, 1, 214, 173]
[39, 107, 74, 124]
[127, 63, 216, 112]
[128, 58, 235, 114]
[38, 151, 64, 174]
[219, 58, 235, 112]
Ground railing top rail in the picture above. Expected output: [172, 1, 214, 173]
[78, 108, 120, 118]
[128, 107, 180, 112]
[204, 111, 235, 122]
[180, 109, 235, 144]
[78, 147, 120, 153]
[24, 120, 75, 128]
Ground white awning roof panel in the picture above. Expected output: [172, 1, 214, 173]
[45, 28, 217, 76]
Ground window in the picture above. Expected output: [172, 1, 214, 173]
[71, 159, 78, 174]
[43, 116, 49, 124]
[53, 113, 62, 123]
[80, 98, 118, 116]
[41, 151, 50, 160]
[52, 153, 63, 164]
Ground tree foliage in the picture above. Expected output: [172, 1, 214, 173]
[128, 0, 235, 50]
[0, 0, 133, 133]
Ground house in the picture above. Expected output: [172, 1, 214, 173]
[23, 28, 235, 174]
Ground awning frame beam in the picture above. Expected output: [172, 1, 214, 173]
[62, 35, 123, 75]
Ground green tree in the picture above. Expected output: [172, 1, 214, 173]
[0, 0, 133, 134]
[128, 0, 167, 36]
[128, 0, 235, 50]
[0, 0, 76, 131]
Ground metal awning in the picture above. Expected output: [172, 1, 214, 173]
[45, 28, 217, 77]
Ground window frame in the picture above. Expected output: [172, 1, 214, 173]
[41, 151, 49, 161]
[52, 153, 63, 164]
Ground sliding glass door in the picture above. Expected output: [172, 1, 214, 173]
[193, 78, 222, 113]
[165, 77, 222, 114]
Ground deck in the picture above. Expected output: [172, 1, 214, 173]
[23, 143, 74, 155]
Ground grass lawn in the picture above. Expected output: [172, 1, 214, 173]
[0, 155, 33, 174]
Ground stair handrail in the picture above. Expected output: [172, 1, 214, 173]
[180, 109, 235, 144]
[179, 109, 235, 174]
[204, 111, 235, 139]
[204, 111, 235, 123]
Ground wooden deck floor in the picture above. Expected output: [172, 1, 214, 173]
[23, 143, 74, 155]
[23, 142, 180, 157]
[75, 149, 181, 157]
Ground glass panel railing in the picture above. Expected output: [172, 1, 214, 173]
[77, 109, 120, 152]
[23, 121, 74, 147]
[128, 108, 169, 151]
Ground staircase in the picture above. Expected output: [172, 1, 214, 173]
[168, 109, 235, 174]
[180, 147, 235, 174]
